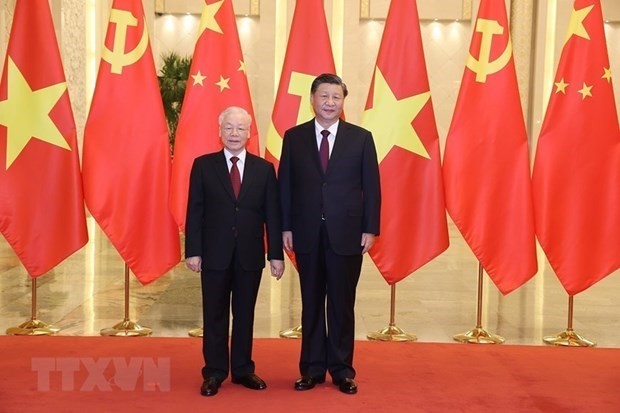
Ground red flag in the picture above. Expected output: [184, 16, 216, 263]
[532, 0, 620, 295]
[82, 0, 181, 284]
[0, 0, 87, 276]
[442, 0, 537, 294]
[265, 0, 338, 267]
[170, 0, 259, 232]
[362, 0, 448, 284]
[264, 0, 338, 168]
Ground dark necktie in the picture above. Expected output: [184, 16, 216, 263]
[230, 156, 241, 199]
[319, 130, 330, 173]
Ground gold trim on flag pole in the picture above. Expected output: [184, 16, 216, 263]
[367, 284, 416, 342]
[543, 295, 596, 347]
[100, 264, 152, 337]
[453, 262, 504, 344]
[279, 324, 302, 339]
[188, 327, 203, 337]
[6, 277, 60, 336]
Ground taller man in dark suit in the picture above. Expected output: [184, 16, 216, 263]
[185, 106, 284, 397]
[278, 74, 381, 395]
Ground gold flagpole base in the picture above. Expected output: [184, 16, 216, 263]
[543, 329, 596, 347]
[100, 319, 152, 337]
[279, 325, 302, 339]
[6, 319, 60, 336]
[453, 327, 504, 344]
[188, 327, 203, 337]
[367, 324, 416, 342]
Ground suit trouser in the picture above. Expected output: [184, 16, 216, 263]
[200, 246, 263, 380]
[295, 222, 362, 382]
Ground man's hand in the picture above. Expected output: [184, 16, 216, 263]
[361, 233, 375, 254]
[282, 231, 294, 252]
[270, 259, 285, 280]
[185, 256, 202, 273]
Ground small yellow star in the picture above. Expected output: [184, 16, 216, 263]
[197, 0, 224, 37]
[578, 82, 593, 100]
[0, 57, 70, 169]
[564, 5, 593, 45]
[215, 75, 230, 92]
[238, 60, 246, 74]
[554, 78, 569, 94]
[191, 70, 206, 86]
[602, 67, 612, 83]
[361, 66, 431, 163]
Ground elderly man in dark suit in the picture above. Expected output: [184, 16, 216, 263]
[185, 106, 284, 397]
[278, 73, 381, 395]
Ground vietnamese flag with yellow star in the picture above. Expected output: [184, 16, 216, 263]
[362, 0, 448, 285]
[442, 0, 537, 294]
[0, 0, 88, 277]
[532, 0, 620, 295]
[170, 0, 259, 232]
[82, 0, 180, 284]
[264, 0, 338, 168]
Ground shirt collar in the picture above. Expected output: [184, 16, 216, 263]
[314, 120, 339, 137]
[224, 148, 247, 163]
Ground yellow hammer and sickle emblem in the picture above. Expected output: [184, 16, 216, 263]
[466, 18, 513, 83]
[102, 9, 149, 75]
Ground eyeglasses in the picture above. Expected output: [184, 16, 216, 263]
[222, 126, 249, 134]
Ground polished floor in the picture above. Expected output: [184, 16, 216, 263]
[1, 217, 619, 347]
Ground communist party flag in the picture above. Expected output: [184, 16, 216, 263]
[265, 0, 337, 267]
[170, 0, 259, 232]
[362, 0, 448, 285]
[532, 0, 620, 295]
[264, 0, 338, 167]
[82, 0, 181, 284]
[442, 0, 537, 294]
[0, 0, 87, 276]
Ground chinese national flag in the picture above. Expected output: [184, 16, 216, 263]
[82, 0, 181, 284]
[264, 0, 338, 167]
[532, 0, 620, 295]
[0, 0, 87, 276]
[442, 0, 537, 294]
[170, 0, 259, 232]
[362, 0, 448, 285]
[265, 0, 338, 267]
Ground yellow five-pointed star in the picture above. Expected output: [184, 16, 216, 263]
[192, 70, 206, 86]
[361, 67, 431, 163]
[215, 75, 230, 92]
[564, 5, 593, 45]
[555, 78, 569, 94]
[198, 0, 224, 37]
[578, 82, 593, 100]
[238, 60, 246, 74]
[602, 67, 612, 83]
[0, 57, 70, 169]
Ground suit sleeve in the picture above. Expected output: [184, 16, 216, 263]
[185, 159, 204, 258]
[265, 162, 284, 260]
[278, 132, 292, 232]
[362, 131, 381, 235]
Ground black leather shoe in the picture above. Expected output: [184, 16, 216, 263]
[200, 377, 222, 396]
[335, 378, 357, 395]
[294, 375, 325, 391]
[231, 373, 267, 390]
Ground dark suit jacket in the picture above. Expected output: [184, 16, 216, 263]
[185, 150, 283, 270]
[279, 119, 381, 255]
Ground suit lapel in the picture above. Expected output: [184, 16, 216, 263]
[329, 121, 348, 167]
[237, 154, 255, 201]
[303, 120, 326, 175]
[214, 151, 236, 201]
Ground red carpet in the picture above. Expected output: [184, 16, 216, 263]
[0, 336, 618, 412]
